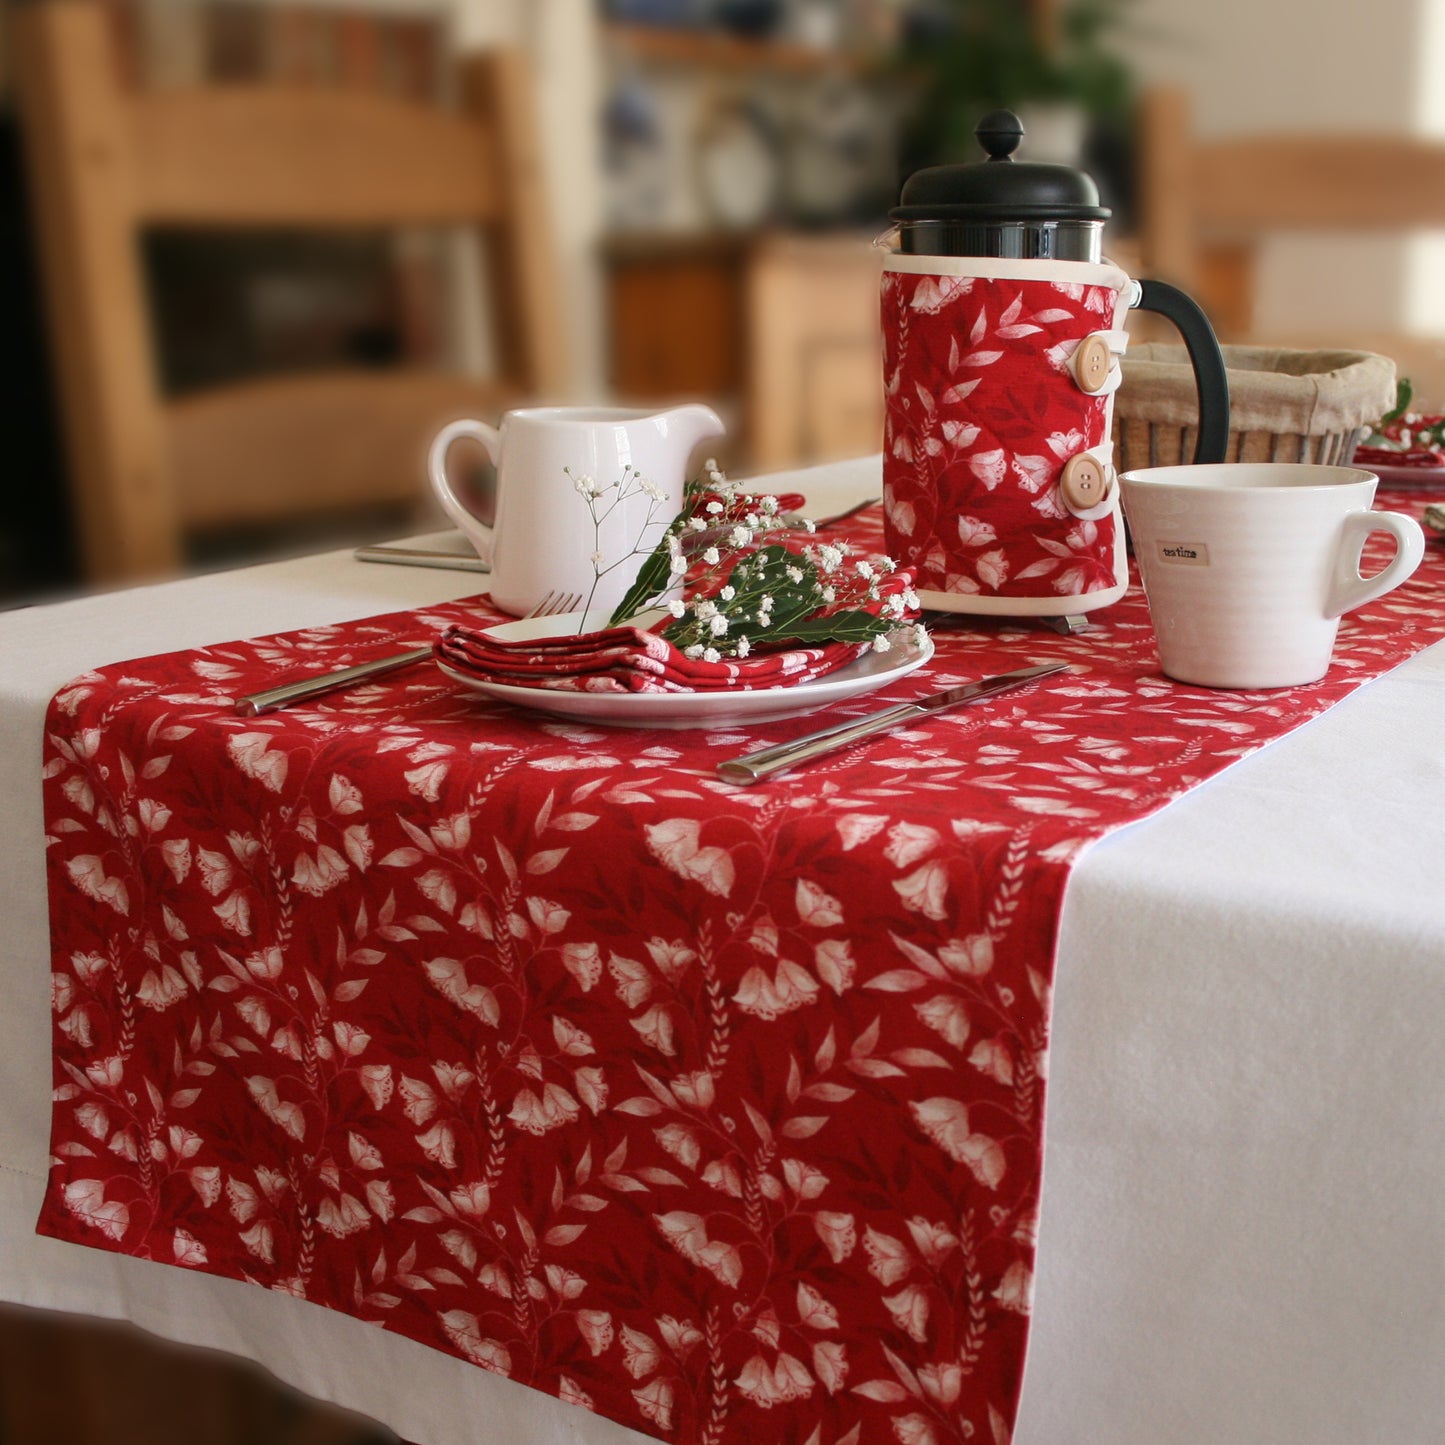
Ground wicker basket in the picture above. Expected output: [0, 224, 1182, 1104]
[1112, 345, 1397, 473]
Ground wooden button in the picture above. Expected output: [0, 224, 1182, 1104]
[1073, 334, 1113, 394]
[1059, 453, 1114, 513]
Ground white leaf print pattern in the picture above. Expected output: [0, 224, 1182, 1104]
[796, 879, 843, 926]
[969, 449, 1008, 489]
[65, 856, 129, 915]
[63, 1179, 130, 1240]
[226, 733, 289, 793]
[909, 273, 972, 313]
[957, 516, 998, 547]
[909, 1097, 1006, 1187]
[653, 1211, 743, 1287]
[440, 1311, 512, 1372]
[975, 551, 1009, 590]
[645, 819, 735, 897]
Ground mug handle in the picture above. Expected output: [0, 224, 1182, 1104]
[427, 419, 500, 563]
[1326, 510, 1426, 618]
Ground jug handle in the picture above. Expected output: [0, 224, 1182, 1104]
[1132, 279, 1231, 464]
[427, 419, 498, 562]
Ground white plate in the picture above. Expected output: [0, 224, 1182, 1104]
[437, 610, 933, 729]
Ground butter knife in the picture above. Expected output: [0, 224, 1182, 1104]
[716, 662, 1070, 786]
[353, 544, 490, 572]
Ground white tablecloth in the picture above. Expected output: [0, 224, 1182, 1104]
[4, 457, 1443, 1445]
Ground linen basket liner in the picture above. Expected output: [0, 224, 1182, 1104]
[1116, 344, 1396, 433]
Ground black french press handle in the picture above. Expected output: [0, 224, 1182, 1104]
[1134, 279, 1231, 464]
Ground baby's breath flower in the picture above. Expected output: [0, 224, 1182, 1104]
[871, 634, 891, 653]
[598, 459, 913, 659]
[590, 550, 604, 566]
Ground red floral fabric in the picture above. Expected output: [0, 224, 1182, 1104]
[882, 266, 1128, 602]
[38, 501, 1445, 1445]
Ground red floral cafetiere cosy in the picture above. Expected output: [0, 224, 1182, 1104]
[882, 110, 1231, 617]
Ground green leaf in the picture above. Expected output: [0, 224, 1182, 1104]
[607, 524, 681, 627]
[775, 610, 896, 645]
[1381, 377, 1414, 425]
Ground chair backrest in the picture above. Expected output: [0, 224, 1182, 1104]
[15, 1, 567, 584]
[1137, 86, 1445, 339]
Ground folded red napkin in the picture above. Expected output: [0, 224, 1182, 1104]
[435, 623, 870, 695]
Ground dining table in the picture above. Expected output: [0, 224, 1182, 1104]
[4, 452, 1445, 1445]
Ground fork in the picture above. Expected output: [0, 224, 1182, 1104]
[234, 590, 582, 716]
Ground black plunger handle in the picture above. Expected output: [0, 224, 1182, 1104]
[1134, 279, 1231, 464]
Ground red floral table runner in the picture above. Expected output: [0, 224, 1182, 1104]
[38, 500, 1445, 1445]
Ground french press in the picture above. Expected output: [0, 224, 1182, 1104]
[881, 110, 1230, 618]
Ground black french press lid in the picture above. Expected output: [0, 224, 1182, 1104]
[891, 110, 1110, 223]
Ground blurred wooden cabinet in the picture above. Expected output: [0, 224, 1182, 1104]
[605, 231, 884, 472]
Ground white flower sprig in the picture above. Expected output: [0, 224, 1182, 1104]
[568, 463, 673, 619]
[601, 459, 921, 659]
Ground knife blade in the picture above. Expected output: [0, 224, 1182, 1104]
[716, 662, 1070, 786]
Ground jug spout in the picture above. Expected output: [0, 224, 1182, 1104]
[656, 403, 726, 460]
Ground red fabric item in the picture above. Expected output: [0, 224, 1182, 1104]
[434, 570, 917, 695]
[37, 498, 1445, 1445]
[882, 267, 1127, 600]
[435, 623, 870, 694]
[1353, 444, 1445, 470]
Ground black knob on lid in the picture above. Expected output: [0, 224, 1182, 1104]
[891, 108, 1109, 222]
[975, 109, 1025, 162]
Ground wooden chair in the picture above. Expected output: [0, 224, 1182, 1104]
[1136, 86, 1445, 369]
[14, 1, 567, 585]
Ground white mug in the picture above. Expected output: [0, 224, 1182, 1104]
[1119, 463, 1425, 689]
[428, 404, 725, 617]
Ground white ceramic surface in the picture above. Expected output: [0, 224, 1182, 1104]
[1120, 463, 1425, 689]
[427, 404, 725, 618]
[436, 610, 934, 728]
